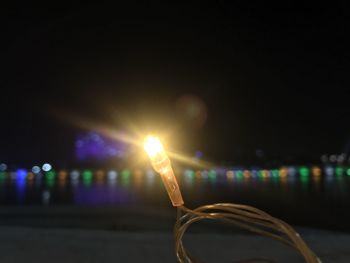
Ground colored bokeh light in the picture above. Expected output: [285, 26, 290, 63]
[184, 169, 195, 184]
[75, 132, 129, 161]
[107, 170, 118, 180]
[83, 170, 93, 180]
[121, 169, 130, 187]
[325, 166, 334, 176]
[0, 164, 348, 193]
[288, 167, 297, 177]
[311, 166, 322, 177]
[70, 170, 80, 180]
[299, 167, 309, 177]
[32, 166, 41, 174]
[226, 170, 234, 181]
[0, 172, 6, 180]
[42, 163, 52, 172]
[335, 167, 344, 176]
[0, 163, 7, 171]
[279, 167, 288, 177]
[27, 172, 35, 180]
[271, 169, 279, 178]
[346, 168, 350, 176]
[16, 169, 27, 180]
[58, 170, 68, 180]
[82, 170, 93, 186]
[46, 170, 56, 181]
[208, 170, 217, 183]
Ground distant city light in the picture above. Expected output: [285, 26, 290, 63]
[335, 167, 344, 176]
[325, 166, 334, 176]
[288, 167, 297, 177]
[58, 170, 68, 180]
[184, 169, 195, 184]
[32, 166, 41, 174]
[27, 172, 34, 180]
[311, 166, 321, 177]
[337, 154, 346, 163]
[201, 170, 209, 180]
[346, 168, 350, 176]
[107, 170, 118, 180]
[299, 167, 309, 177]
[121, 169, 130, 187]
[0, 163, 7, 171]
[251, 169, 258, 178]
[96, 169, 105, 181]
[121, 169, 130, 178]
[0, 172, 6, 180]
[16, 169, 27, 180]
[82, 170, 93, 181]
[235, 170, 243, 178]
[208, 170, 217, 182]
[279, 167, 288, 177]
[70, 170, 80, 180]
[184, 169, 194, 178]
[271, 169, 279, 178]
[46, 170, 56, 181]
[10, 172, 16, 180]
[226, 170, 234, 181]
[0, 165, 348, 190]
[329, 155, 337, 162]
[42, 163, 52, 172]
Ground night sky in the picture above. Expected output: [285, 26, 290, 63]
[1, 1, 350, 166]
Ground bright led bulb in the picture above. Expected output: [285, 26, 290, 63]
[144, 136, 165, 159]
[144, 135, 184, 207]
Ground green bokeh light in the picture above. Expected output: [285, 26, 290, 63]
[46, 178, 55, 187]
[46, 170, 56, 181]
[184, 170, 195, 185]
[335, 167, 344, 176]
[258, 170, 264, 178]
[300, 175, 309, 189]
[208, 170, 217, 183]
[82, 170, 93, 180]
[82, 170, 93, 186]
[346, 168, 350, 176]
[271, 169, 279, 178]
[121, 169, 130, 187]
[299, 167, 309, 177]
[0, 172, 6, 180]
[235, 170, 243, 178]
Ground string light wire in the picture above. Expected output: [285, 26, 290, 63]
[143, 136, 321, 263]
[174, 203, 321, 263]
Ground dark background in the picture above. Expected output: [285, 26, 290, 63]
[1, 1, 350, 167]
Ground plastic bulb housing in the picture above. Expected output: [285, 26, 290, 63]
[144, 136, 184, 207]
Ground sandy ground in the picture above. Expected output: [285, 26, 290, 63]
[0, 226, 349, 262]
[0, 207, 348, 262]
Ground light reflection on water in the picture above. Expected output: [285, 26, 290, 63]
[0, 167, 349, 229]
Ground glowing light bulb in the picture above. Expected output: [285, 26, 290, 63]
[144, 136, 184, 207]
[144, 136, 165, 159]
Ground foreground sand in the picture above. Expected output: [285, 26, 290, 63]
[0, 206, 348, 262]
[0, 226, 349, 262]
